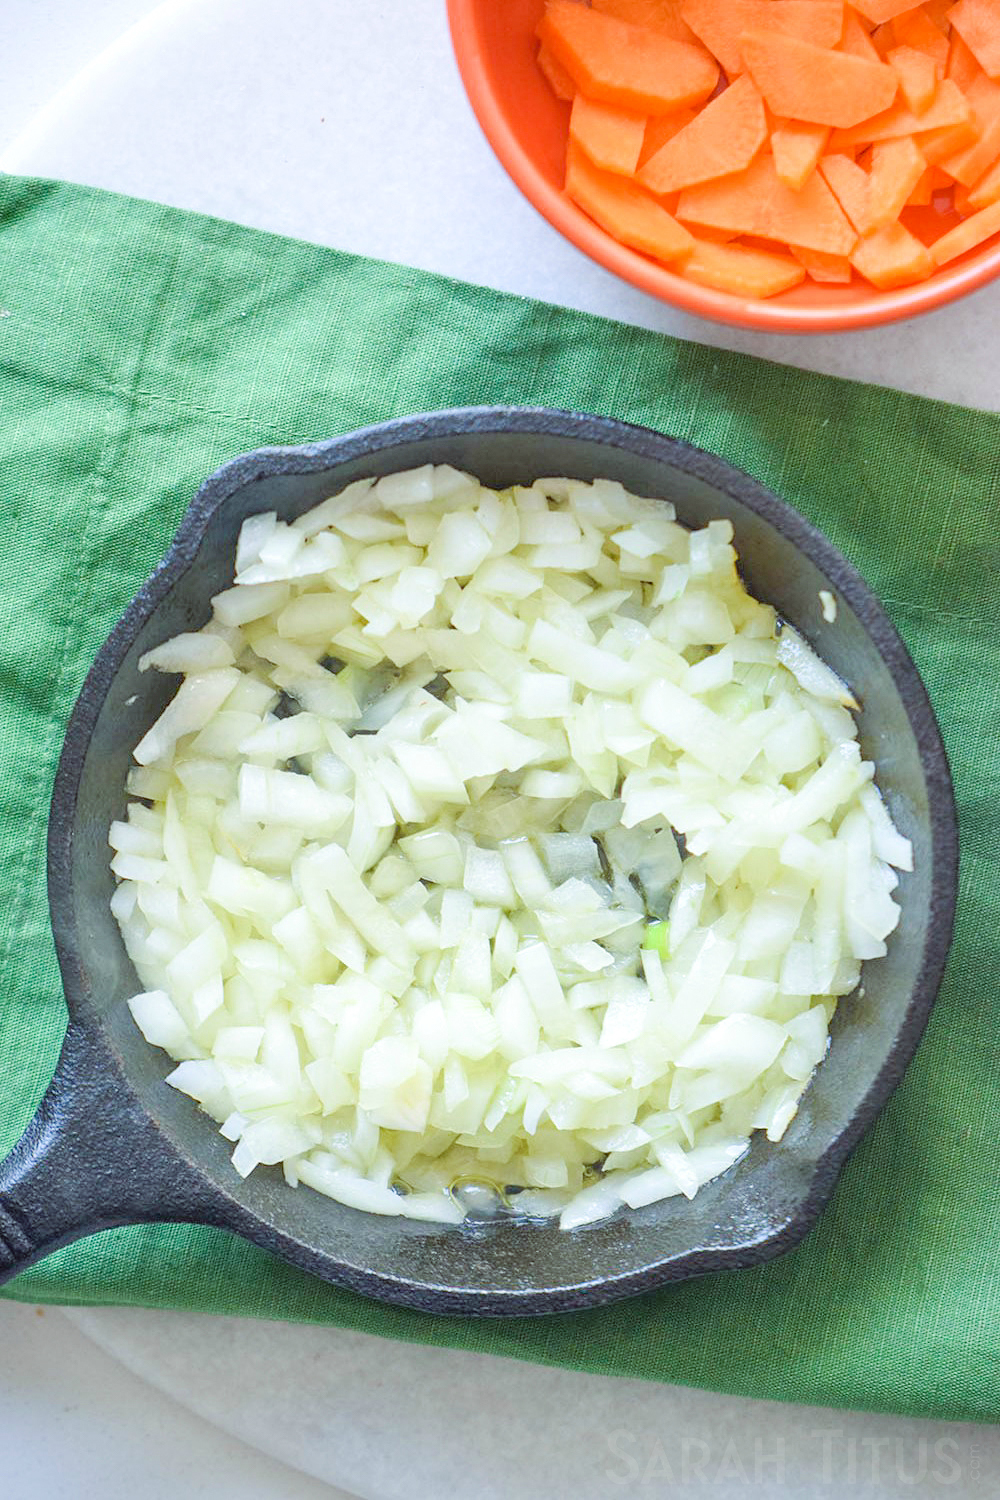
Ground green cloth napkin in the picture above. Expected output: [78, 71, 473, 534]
[0, 173, 996, 1426]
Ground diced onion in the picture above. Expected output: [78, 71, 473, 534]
[112, 467, 911, 1231]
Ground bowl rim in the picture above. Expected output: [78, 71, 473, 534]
[446, 0, 1000, 334]
[48, 405, 959, 1314]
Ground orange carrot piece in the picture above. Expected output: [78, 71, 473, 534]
[831, 76, 972, 145]
[941, 107, 1000, 183]
[677, 153, 857, 252]
[968, 154, 1000, 207]
[920, 117, 981, 163]
[851, 220, 935, 285]
[961, 62, 1000, 106]
[906, 165, 935, 203]
[691, 225, 741, 242]
[566, 143, 696, 261]
[891, 9, 949, 65]
[570, 94, 647, 174]
[940, 74, 1000, 182]
[538, 43, 576, 102]
[791, 245, 854, 280]
[771, 120, 831, 189]
[947, 32, 982, 90]
[871, 22, 896, 59]
[925, 0, 954, 29]
[868, 135, 928, 226]
[637, 75, 768, 193]
[682, 237, 807, 296]
[930, 195, 1000, 259]
[739, 31, 898, 128]
[849, 0, 930, 22]
[637, 109, 698, 168]
[947, 0, 1000, 80]
[840, 13, 881, 61]
[941, 111, 1000, 183]
[538, 2, 719, 114]
[888, 46, 940, 115]
[820, 153, 874, 232]
[900, 203, 956, 239]
[679, 0, 845, 77]
[591, 0, 700, 45]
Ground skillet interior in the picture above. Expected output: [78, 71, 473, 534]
[49, 408, 957, 1314]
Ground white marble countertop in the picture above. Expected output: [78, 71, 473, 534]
[0, 1300, 338, 1500]
[1, 2, 997, 1496]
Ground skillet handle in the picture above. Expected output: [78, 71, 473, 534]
[0, 1022, 216, 1286]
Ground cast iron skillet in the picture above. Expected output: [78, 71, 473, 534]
[0, 408, 958, 1315]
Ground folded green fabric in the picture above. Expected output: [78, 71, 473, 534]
[0, 173, 996, 1424]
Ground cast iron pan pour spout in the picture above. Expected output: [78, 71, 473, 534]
[0, 1026, 219, 1285]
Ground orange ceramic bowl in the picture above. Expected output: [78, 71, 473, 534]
[447, 0, 1000, 333]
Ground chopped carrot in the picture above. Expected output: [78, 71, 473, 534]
[831, 75, 971, 145]
[851, 220, 936, 284]
[739, 233, 792, 253]
[820, 153, 874, 232]
[772, 120, 831, 189]
[637, 109, 697, 169]
[929, 194, 1000, 258]
[947, 31, 982, 89]
[679, 0, 846, 77]
[899, 203, 958, 239]
[791, 245, 854, 280]
[535, 0, 1000, 300]
[888, 46, 941, 114]
[566, 143, 696, 262]
[591, 0, 700, 45]
[851, 0, 933, 22]
[682, 237, 807, 296]
[637, 75, 768, 193]
[891, 8, 950, 64]
[538, 1, 719, 113]
[537, 43, 576, 102]
[840, 13, 882, 61]
[926, 0, 955, 30]
[939, 74, 1000, 182]
[871, 22, 896, 59]
[739, 31, 899, 128]
[907, 165, 936, 202]
[570, 94, 647, 174]
[968, 153, 1000, 206]
[919, 117, 981, 162]
[963, 61, 1000, 106]
[868, 136, 929, 225]
[947, 0, 1000, 79]
[677, 153, 857, 252]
